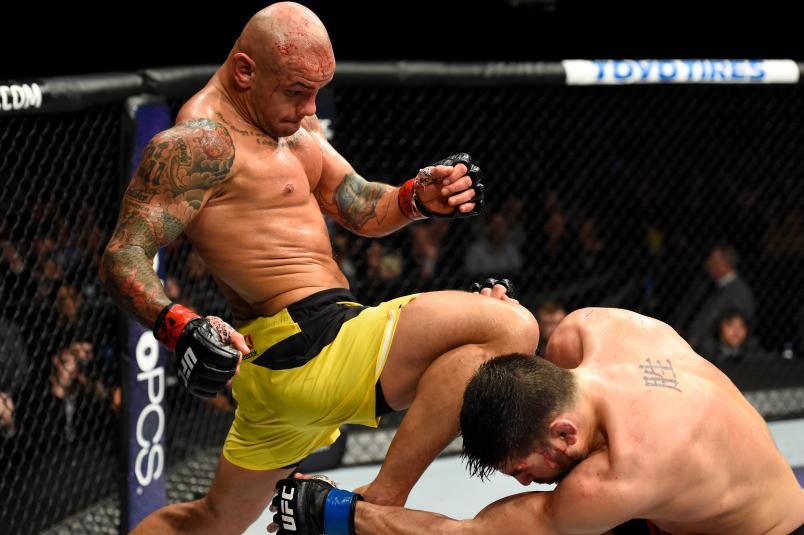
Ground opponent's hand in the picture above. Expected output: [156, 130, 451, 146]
[154, 304, 245, 398]
[469, 278, 518, 304]
[269, 474, 362, 535]
[397, 153, 485, 220]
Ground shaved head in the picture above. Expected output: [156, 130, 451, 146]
[218, 3, 335, 137]
[236, 2, 335, 80]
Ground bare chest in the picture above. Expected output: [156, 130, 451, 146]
[215, 129, 323, 209]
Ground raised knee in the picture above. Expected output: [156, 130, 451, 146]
[488, 304, 540, 355]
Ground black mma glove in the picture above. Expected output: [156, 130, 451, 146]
[468, 278, 516, 299]
[154, 303, 240, 398]
[398, 152, 485, 220]
[273, 476, 362, 535]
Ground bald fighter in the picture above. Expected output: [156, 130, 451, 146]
[99, 3, 538, 534]
[275, 308, 804, 535]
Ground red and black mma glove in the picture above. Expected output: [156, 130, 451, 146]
[154, 303, 240, 399]
[468, 277, 516, 298]
[273, 476, 362, 535]
[398, 152, 485, 220]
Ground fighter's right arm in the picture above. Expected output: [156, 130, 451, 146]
[99, 118, 235, 326]
[272, 473, 623, 535]
[360, 454, 647, 535]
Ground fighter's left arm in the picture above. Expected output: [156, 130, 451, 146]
[544, 452, 655, 533]
[306, 116, 482, 237]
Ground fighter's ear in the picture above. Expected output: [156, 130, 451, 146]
[548, 419, 578, 447]
[231, 53, 256, 88]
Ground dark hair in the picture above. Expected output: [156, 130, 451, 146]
[460, 353, 577, 480]
[719, 308, 747, 325]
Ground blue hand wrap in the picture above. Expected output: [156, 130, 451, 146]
[323, 488, 356, 535]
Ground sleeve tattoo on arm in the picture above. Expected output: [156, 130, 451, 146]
[318, 172, 393, 232]
[100, 119, 235, 322]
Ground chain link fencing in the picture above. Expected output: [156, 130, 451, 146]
[1, 68, 803, 533]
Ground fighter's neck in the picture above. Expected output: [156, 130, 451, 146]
[211, 70, 265, 135]
[573, 374, 608, 454]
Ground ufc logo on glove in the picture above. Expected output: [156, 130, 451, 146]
[179, 347, 197, 386]
[279, 486, 297, 531]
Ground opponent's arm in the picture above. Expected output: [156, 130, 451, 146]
[272, 454, 650, 535]
[271, 479, 580, 535]
[100, 119, 246, 397]
[306, 116, 484, 237]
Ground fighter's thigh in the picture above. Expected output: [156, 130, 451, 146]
[204, 456, 294, 532]
[380, 290, 538, 407]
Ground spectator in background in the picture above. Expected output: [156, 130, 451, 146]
[539, 191, 577, 285]
[49, 341, 119, 443]
[32, 235, 65, 301]
[410, 219, 451, 280]
[365, 241, 403, 283]
[0, 236, 37, 316]
[677, 243, 756, 350]
[0, 318, 29, 440]
[576, 217, 606, 277]
[500, 195, 526, 250]
[698, 309, 765, 365]
[464, 213, 522, 279]
[535, 300, 567, 355]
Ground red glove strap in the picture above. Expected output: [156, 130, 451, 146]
[154, 303, 200, 350]
[397, 178, 425, 221]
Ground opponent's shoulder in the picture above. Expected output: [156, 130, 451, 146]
[137, 117, 236, 191]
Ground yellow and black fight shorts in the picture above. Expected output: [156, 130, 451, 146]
[223, 288, 418, 471]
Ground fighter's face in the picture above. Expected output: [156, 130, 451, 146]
[254, 58, 334, 138]
[500, 446, 583, 486]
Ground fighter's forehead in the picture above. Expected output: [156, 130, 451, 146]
[275, 45, 335, 83]
[275, 58, 335, 89]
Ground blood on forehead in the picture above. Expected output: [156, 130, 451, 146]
[272, 27, 335, 79]
[277, 49, 335, 82]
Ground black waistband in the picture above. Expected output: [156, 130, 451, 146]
[251, 288, 365, 370]
[285, 288, 359, 320]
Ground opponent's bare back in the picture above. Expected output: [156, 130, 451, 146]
[549, 308, 803, 534]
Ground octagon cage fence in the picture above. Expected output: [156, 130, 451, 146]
[1, 59, 803, 534]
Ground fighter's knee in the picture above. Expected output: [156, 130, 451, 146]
[489, 303, 540, 354]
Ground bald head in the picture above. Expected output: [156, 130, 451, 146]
[236, 2, 335, 79]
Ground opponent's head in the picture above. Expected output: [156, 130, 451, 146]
[228, 2, 335, 137]
[460, 353, 582, 485]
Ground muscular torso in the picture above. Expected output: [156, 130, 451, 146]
[177, 84, 347, 321]
[548, 308, 804, 534]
